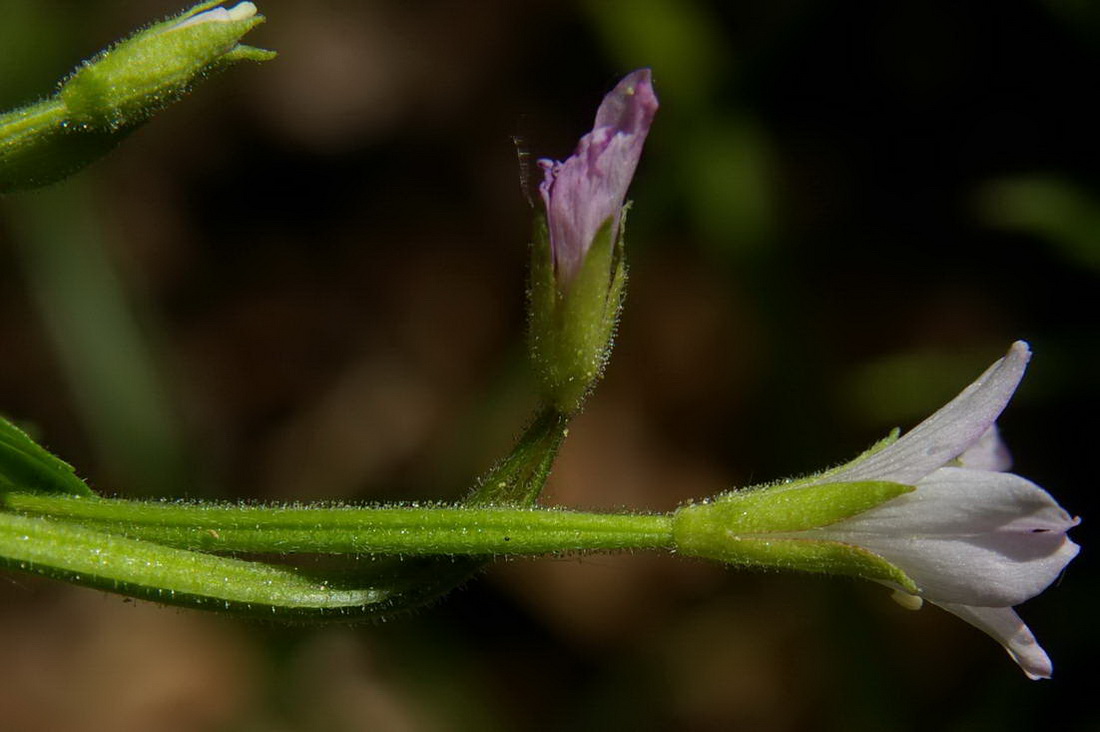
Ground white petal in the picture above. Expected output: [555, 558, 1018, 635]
[823, 341, 1030, 486]
[829, 467, 1077, 535]
[957, 425, 1013, 472]
[932, 602, 1053, 680]
[173, 2, 257, 31]
[807, 468, 1079, 606]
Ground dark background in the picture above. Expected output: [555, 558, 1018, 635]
[1, 1, 1096, 730]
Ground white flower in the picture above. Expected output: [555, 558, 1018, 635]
[797, 341, 1079, 679]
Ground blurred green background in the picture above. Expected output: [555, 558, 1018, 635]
[1, 0, 1096, 730]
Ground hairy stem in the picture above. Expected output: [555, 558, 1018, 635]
[0, 99, 132, 192]
[2, 492, 674, 555]
[0, 406, 652, 618]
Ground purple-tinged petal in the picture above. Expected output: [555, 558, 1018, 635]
[594, 70, 658, 135]
[932, 602, 1054, 680]
[538, 69, 657, 286]
[806, 467, 1080, 606]
[957, 425, 1013, 472]
[822, 341, 1031, 486]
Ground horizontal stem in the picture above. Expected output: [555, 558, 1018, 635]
[2, 492, 675, 555]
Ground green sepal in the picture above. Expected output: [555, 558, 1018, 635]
[672, 479, 918, 592]
[696, 479, 913, 533]
[60, 2, 274, 131]
[597, 204, 628, 361]
[527, 211, 556, 363]
[216, 44, 277, 66]
[676, 532, 918, 592]
[527, 214, 626, 413]
[0, 416, 94, 497]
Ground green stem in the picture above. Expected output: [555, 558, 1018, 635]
[338, 404, 572, 616]
[0, 406, 656, 618]
[2, 492, 674, 555]
[0, 99, 132, 192]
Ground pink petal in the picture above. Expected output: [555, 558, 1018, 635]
[538, 69, 657, 286]
[807, 468, 1079, 606]
[957, 425, 1013, 472]
[932, 602, 1054, 680]
[823, 342, 1031, 486]
[594, 69, 659, 137]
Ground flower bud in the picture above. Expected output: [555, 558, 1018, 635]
[60, 1, 274, 131]
[0, 2, 274, 192]
[528, 70, 658, 413]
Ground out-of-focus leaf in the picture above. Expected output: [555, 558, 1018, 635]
[978, 177, 1100, 273]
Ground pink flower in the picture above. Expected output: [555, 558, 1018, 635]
[538, 69, 658, 287]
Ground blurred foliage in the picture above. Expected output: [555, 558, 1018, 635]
[6, 181, 191, 496]
[1, 0, 1096, 730]
[978, 177, 1100, 272]
[841, 348, 1010, 426]
[0, 1, 83, 106]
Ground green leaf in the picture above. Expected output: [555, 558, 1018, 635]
[0, 416, 94, 497]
